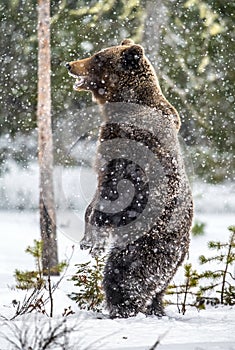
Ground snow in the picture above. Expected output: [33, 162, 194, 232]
[1, 160, 235, 214]
[0, 166, 235, 349]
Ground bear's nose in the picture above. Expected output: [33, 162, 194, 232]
[65, 62, 71, 70]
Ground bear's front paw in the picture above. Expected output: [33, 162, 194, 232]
[90, 242, 106, 257]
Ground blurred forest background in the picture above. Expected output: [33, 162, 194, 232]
[0, 0, 234, 183]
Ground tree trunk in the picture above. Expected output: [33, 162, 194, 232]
[37, 0, 59, 275]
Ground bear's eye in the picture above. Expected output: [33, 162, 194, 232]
[94, 54, 101, 63]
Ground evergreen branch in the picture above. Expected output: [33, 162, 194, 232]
[199, 282, 221, 292]
[166, 290, 198, 296]
[221, 230, 235, 303]
[199, 254, 225, 264]
[208, 241, 228, 250]
[199, 270, 222, 279]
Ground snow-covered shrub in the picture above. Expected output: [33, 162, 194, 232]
[69, 256, 105, 312]
[198, 225, 235, 305]
[166, 226, 235, 313]
[13, 240, 70, 318]
[14, 240, 67, 290]
[0, 316, 77, 350]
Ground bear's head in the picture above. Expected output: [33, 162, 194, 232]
[66, 39, 161, 105]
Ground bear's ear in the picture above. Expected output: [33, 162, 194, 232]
[121, 45, 144, 70]
[121, 39, 135, 46]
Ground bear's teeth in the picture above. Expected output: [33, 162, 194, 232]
[74, 77, 85, 89]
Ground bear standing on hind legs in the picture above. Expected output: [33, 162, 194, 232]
[66, 39, 193, 318]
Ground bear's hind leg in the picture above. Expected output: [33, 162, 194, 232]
[145, 292, 165, 317]
[103, 249, 144, 318]
[103, 271, 142, 318]
[105, 289, 140, 319]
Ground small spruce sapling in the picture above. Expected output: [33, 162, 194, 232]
[14, 240, 44, 290]
[166, 226, 235, 313]
[199, 226, 235, 305]
[166, 263, 201, 314]
[69, 256, 105, 312]
[12, 240, 71, 318]
[14, 240, 67, 290]
[191, 220, 206, 237]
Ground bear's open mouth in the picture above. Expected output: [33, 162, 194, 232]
[73, 77, 85, 90]
[68, 72, 86, 90]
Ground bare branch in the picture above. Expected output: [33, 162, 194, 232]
[149, 329, 170, 350]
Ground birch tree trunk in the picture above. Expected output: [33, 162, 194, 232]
[37, 0, 59, 275]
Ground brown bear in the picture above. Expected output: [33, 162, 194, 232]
[66, 39, 180, 128]
[66, 39, 193, 318]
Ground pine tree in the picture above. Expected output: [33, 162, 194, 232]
[199, 226, 235, 305]
[166, 263, 201, 314]
[69, 257, 105, 312]
[14, 240, 67, 290]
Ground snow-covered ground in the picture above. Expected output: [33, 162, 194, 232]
[0, 211, 234, 349]
[0, 163, 235, 349]
[1, 161, 235, 214]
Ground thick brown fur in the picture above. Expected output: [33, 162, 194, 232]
[67, 40, 193, 318]
[67, 39, 180, 129]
